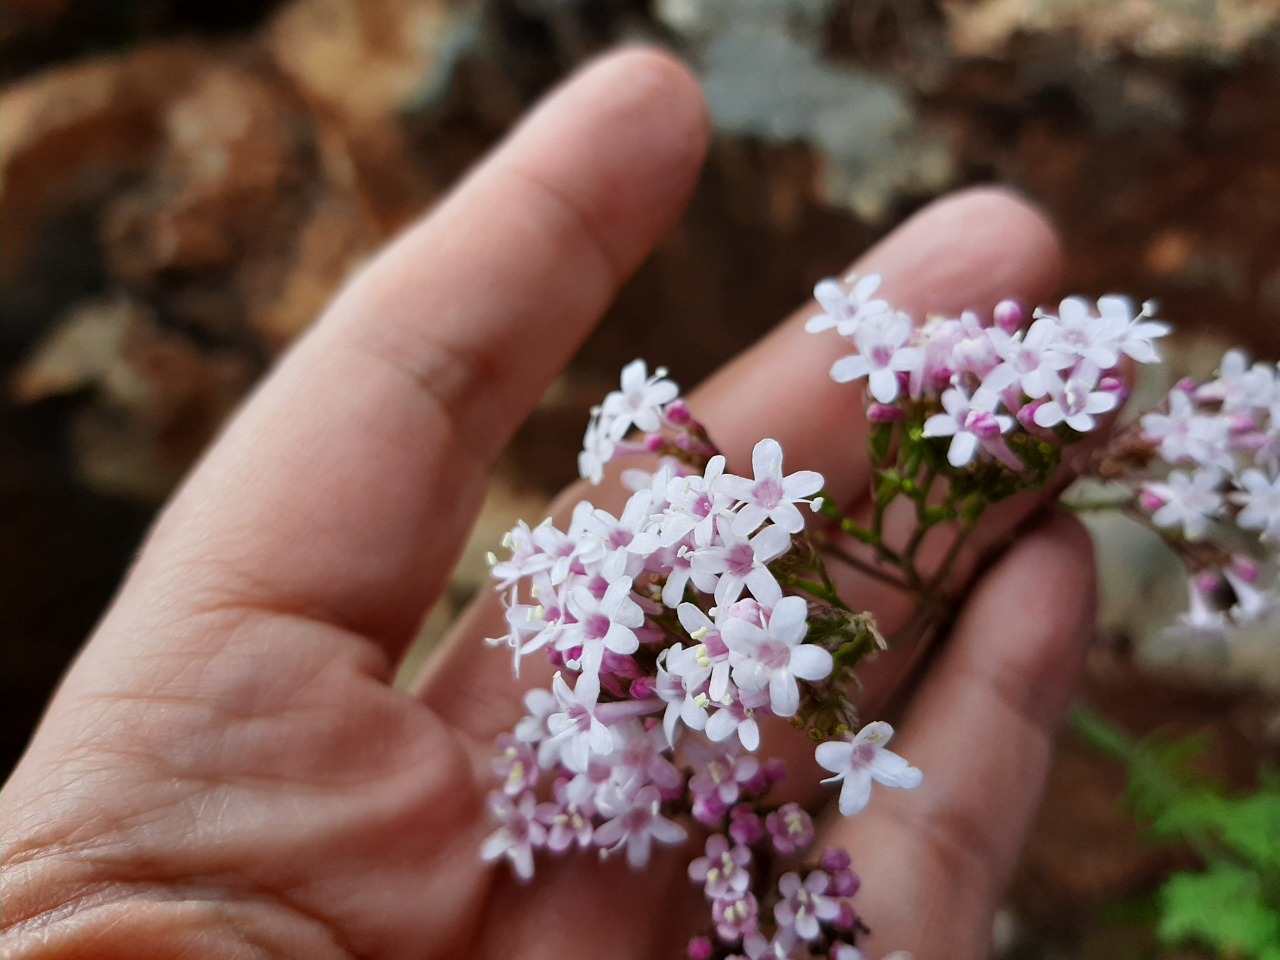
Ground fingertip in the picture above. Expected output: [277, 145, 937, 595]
[925, 185, 1064, 294]
[593, 45, 713, 154]
[561, 45, 712, 196]
[871, 185, 1064, 315]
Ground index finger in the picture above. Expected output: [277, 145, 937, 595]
[97, 48, 711, 664]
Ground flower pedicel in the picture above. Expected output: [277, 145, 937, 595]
[479, 272, 1276, 959]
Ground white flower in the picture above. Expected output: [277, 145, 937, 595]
[689, 517, 790, 607]
[1144, 468, 1224, 540]
[717, 438, 824, 536]
[983, 317, 1073, 399]
[1050, 296, 1125, 368]
[828, 311, 923, 404]
[1231, 468, 1280, 542]
[593, 784, 686, 868]
[480, 791, 545, 881]
[578, 409, 616, 484]
[1224, 568, 1273, 623]
[774, 870, 841, 942]
[560, 576, 644, 678]
[805, 273, 889, 336]
[1032, 369, 1119, 434]
[1197, 349, 1277, 413]
[704, 691, 767, 751]
[723, 595, 833, 718]
[1166, 576, 1228, 645]
[599, 359, 679, 440]
[545, 672, 613, 773]
[815, 721, 923, 816]
[1098, 295, 1170, 364]
[922, 386, 1014, 468]
[1140, 389, 1232, 469]
[659, 454, 733, 547]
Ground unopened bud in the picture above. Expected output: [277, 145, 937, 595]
[867, 403, 904, 423]
[993, 298, 1026, 334]
[665, 399, 693, 426]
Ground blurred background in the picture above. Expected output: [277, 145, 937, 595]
[2, 0, 1279, 955]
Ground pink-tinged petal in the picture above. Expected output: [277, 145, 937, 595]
[838, 771, 875, 816]
[1086, 392, 1118, 415]
[830, 355, 870, 383]
[922, 413, 959, 438]
[752, 523, 793, 561]
[716, 475, 756, 501]
[870, 751, 924, 789]
[732, 503, 769, 537]
[851, 273, 881, 302]
[815, 740, 854, 773]
[767, 501, 805, 535]
[770, 595, 809, 640]
[721, 617, 763, 653]
[1065, 412, 1095, 432]
[789, 645, 834, 682]
[890, 346, 924, 372]
[752, 438, 784, 480]
[948, 431, 978, 467]
[769, 672, 800, 717]
[783, 469, 824, 498]
[745, 568, 783, 607]
[603, 621, 639, 655]
[739, 718, 760, 751]
[1033, 402, 1065, 428]
[705, 709, 738, 742]
[868, 368, 899, 404]
[480, 833, 510, 861]
[651, 817, 687, 844]
[594, 818, 624, 846]
[588, 718, 614, 755]
[626, 834, 650, 869]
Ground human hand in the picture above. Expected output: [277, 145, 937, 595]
[1, 48, 1093, 960]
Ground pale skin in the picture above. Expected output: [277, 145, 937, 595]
[1, 49, 1096, 960]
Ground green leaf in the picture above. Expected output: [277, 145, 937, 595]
[1155, 789, 1280, 873]
[1158, 864, 1280, 958]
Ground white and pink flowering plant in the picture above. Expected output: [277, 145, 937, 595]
[479, 272, 1278, 959]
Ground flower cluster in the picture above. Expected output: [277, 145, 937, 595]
[1102, 349, 1280, 640]
[482, 362, 921, 958]
[807, 274, 1169, 472]
[478, 269, 1280, 959]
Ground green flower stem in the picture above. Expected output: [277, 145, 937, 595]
[819, 541, 912, 591]
[781, 572, 850, 610]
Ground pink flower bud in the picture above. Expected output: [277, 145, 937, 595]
[1227, 413, 1258, 434]
[629, 676, 655, 699]
[1174, 377, 1198, 395]
[643, 433, 666, 453]
[722, 598, 764, 624]
[821, 847, 851, 872]
[1194, 571, 1222, 594]
[1231, 556, 1261, 583]
[833, 901, 859, 931]
[1138, 489, 1166, 513]
[993, 298, 1026, 333]
[729, 806, 764, 845]
[1098, 376, 1129, 405]
[665, 399, 693, 426]
[686, 937, 714, 960]
[866, 403, 905, 423]
[1017, 401, 1045, 431]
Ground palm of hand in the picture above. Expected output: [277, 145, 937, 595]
[2, 50, 1094, 960]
